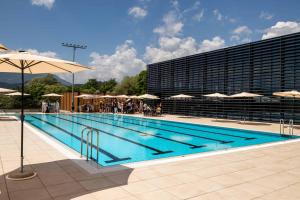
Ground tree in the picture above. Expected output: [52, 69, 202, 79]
[136, 70, 147, 95]
[99, 79, 117, 94]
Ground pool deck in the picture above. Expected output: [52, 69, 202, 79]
[0, 115, 300, 200]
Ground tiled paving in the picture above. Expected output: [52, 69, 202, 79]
[0, 115, 300, 200]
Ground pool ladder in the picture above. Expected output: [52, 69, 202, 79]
[80, 127, 100, 163]
[279, 119, 294, 136]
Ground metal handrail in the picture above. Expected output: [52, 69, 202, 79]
[280, 119, 285, 135]
[80, 127, 100, 163]
[289, 119, 294, 135]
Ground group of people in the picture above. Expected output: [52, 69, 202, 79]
[41, 101, 60, 113]
[79, 98, 162, 116]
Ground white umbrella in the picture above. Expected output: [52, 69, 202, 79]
[129, 95, 139, 99]
[116, 94, 129, 98]
[0, 44, 8, 52]
[273, 90, 300, 121]
[230, 92, 262, 98]
[5, 92, 30, 96]
[170, 94, 194, 99]
[203, 93, 228, 98]
[204, 93, 228, 119]
[102, 94, 115, 98]
[0, 51, 92, 179]
[42, 93, 63, 97]
[169, 94, 194, 115]
[75, 94, 95, 99]
[138, 94, 160, 99]
[229, 92, 262, 123]
[0, 87, 15, 93]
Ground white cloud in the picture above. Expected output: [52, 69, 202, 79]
[259, 11, 274, 20]
[26, 48, 58, 58]
[233, 26, 252, 35]
[128, 6, 148, 19]
[262, 21, 300, 39]
[193, 9, 204, 22]
[231, 26, 252, 43]
[31, 0, 55, 9]
[213, 9, 236, 23]
[213, 9, 223, 21]
[153, 11, 184, 37]
[144, 36, 225, 63]
[73, 40, 146, 83]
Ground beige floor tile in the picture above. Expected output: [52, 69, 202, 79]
[169, 172, 202, 183]
[135, 190, 179, 200]
[252, 172, 300, 190]
[9, 188, 51, 200]
[164, 183, 204, 199]
[91, 187, 132, 200]
[208, 173, 246, 187]
[6, 176, 44, 192]
[144, 176, 183, 189]
[79, 177, 117, 191]
[121, 181, 159, 195]
[46, 181, 86, 198]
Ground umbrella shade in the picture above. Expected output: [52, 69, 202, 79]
[116, 95, 129, 98]
[0, 87, 15, 93]
[273, 90, 300, 98]
[5, 92, 30, 96]
[75, 94, 94, 99]
[138, 94, 160, 99]
[170, 94, 194, 99]
[102, 95, 115, 98]
[203, 93, 228, 98]
[0, 51, 93, 74]
[0, 44, 8, 52]
[42, 93, 63, 97]
[229, 92, 262, 98]
[129, 95, 139, 99]
[0, 50, 92, 177]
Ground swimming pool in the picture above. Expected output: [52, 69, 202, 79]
[25, 113, 298, 166]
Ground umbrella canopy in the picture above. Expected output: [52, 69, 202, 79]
[102, 95, 115, 98]
[229, 92, 262, 98]
[75, 94, 94, 99]
[273, 90, 300, 98]
[0, 51, 92, 73]
[129, 95, 140, 99]
[0, 87, 15, 93]
[138, 94, 160, 99]
[170, 94, 194, 99]
[203, 93, 228, 98]
[116, 94, 129, 98]
[0, 44, 8, 52]
[0, 50, 92, 178]
[5, 92, 30, 96]
[42, 93, 63, 97]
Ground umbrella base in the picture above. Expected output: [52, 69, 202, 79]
[6, 167, 37, 181]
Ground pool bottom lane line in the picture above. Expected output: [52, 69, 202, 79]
[63, 114, 207, 149]
[47, 115, 174, 155]
[28, 115, 131, 164]
[103, 114, 256, 140]
[78, 114, 233, 145]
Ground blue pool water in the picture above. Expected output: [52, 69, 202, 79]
[25, 114, 298, 166]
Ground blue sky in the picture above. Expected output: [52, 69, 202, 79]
[1, 0, 300, 83]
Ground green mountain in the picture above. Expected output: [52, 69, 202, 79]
[0, 73, 71, 88]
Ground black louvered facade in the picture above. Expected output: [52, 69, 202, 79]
[147, 32, 300, 123]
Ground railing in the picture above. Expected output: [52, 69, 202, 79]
[288, 119, 294, 135]
[280, 119, 285, 135]
[80, 127, 100, 163]
[279, 119, 294, 136]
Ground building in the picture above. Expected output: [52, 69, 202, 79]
[147, 32, 300, 123]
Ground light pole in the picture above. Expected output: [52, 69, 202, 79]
[62, 43, 87, 112]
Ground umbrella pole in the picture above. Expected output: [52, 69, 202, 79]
[6, 61, 36, 181]
[20, 67, 24, 173]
